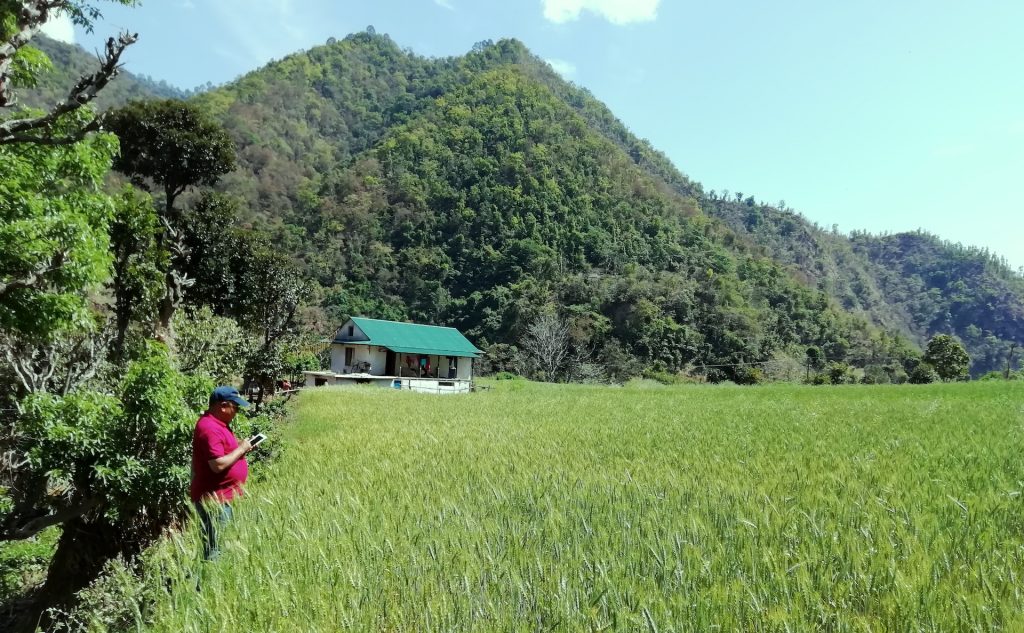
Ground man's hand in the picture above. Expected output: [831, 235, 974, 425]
[208, 440, 253, 474]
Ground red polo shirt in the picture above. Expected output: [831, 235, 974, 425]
[190, 412, 248, 503]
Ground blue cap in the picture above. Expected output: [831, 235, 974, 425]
[209, 386, 250, 408]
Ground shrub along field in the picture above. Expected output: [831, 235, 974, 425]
[141, 380, 1024, 632]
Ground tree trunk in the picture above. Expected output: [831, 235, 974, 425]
[13, 518, 129, 632]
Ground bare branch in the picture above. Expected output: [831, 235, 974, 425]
[0, 29, 138, 145]
[1, 331, 105, 396]
[0, 254, 67, 302]
[1, 118, 100, 144]
[0, 1, 65, 108]
[0, 497, 101, 541]
[521, 313, 570, 382]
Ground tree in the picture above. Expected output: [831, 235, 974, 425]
[0, 4, 218, 627]
[1, 1, 137, 144]
[909, 362, 939, 384]
[105, 99, 235, 217]
[108, 187, 164, 360]
[805, 346, 825, 369]
[923, 334, 970, 382]
[170, 305, 246, 384]
[520, 311, 570, 382]
[105, 99, 236, 331]
[0, 115, 117, 340]
[235, 245, 309, 406]
[5, 344, 209, 628]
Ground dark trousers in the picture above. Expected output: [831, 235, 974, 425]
[194, 501, 233, 560]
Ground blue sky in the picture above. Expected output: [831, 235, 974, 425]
[46, 0, 1024, 270]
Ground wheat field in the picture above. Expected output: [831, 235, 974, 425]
[141, 380, 1024, 632]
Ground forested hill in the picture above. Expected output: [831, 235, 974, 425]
[19, 35, 187, 110]
[28, 30, 1023, 378]
[705, 195, 1024, 375]
[181, 32, 916, 383]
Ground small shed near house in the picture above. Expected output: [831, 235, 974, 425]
[303, 317, 483, 394]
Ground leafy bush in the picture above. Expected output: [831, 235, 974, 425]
[731, 366, 763, 386]
[805, 373, 830, 385]
[0, 529, 57, 604]
[171, 306, 247, 383]
[826, 362, 857, 385]
[909, 362, 940, 384]
[493, 372, 522, 381]
[979, 370, 1021, 381]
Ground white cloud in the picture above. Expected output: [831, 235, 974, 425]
[39, 13, 75, 43]
[434, 0, 455, 9]
[542, 0, 660, 25]
[546, 58, 576, 77]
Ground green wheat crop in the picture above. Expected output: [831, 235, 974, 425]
[141, 380, 1024, 632]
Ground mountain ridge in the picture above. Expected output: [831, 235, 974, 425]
[23, 30, 1023, 377]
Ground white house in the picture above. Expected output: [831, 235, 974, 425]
[303, 317, 483, 394]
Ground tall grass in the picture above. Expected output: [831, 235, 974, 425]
[143, 381, 1024, 631]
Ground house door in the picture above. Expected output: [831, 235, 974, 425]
[385, 351, 397, 376]
[344, 347, 354, 371]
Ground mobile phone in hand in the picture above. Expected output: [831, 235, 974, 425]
[249, 433, 267, 448]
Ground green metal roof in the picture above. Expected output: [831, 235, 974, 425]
[336, 317, 483, 358]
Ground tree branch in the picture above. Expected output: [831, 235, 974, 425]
[0, 497, 101, 541]
[0, 254, 67, 302]
[0, 28, 138, 145]
[0, 1, 64, 108]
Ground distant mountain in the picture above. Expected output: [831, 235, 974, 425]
[23, 30, 1023, 378]
[19, 35, 187, 111]
[183, 33, 923, 381]
[704, 195, 1024, 374]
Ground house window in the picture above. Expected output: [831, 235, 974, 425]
[347, 325, 354, 336]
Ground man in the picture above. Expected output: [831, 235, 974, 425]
[191, 386, 253, 560]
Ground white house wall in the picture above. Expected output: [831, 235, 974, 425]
[456, 357, 473, 380]
[369, 347, 388, 375]
[330, 344, 386, 374]
[335, 319, 369, 342]
[330, 346, 346, 373]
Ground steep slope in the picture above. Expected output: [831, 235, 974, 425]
[27, 29, 1022, 377]
[20, 35, 186, 110]
[850, 231, 1024, 374]
[184, 33, 917, 381]
[704, 194, 1024, 375]
[465, 39, 1024, 376]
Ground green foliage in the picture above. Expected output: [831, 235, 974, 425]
[19, 343, 201, 523]
[923, 334, 971, 382]
[0, 528, 57, 604]
[709, 187, 1023, 377]
[281, 347, 321, 383]
[0, 116, 118, 338]
[480, 343, 519, 375]
[979, 370, 1021, 381]
[106, 99, 236, 207]
[826, 361, 857, 385]
[46, 555, 154, 633]
[109, 187, 164, 355]
[170, 306, 246, 383]
[805, 346, 825, 370]
[909, 362, 940, 385]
